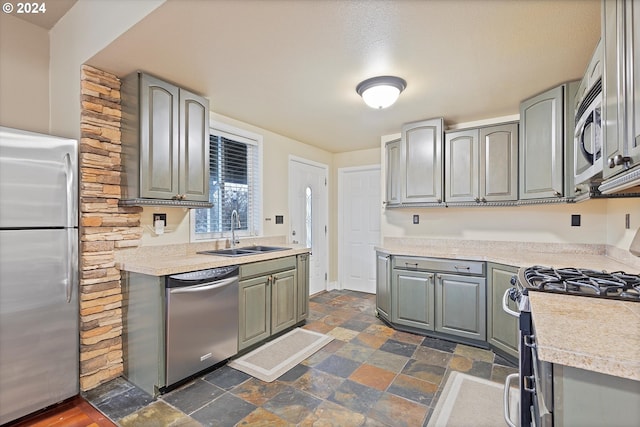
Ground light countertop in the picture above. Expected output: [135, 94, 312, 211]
[529, 292, 640, 381]
[117, 246, 310, 276]
[375, 240, 639, 273]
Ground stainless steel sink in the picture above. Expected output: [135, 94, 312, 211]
[197, 246, 289, 257]
[197, 249, 259, 257]
[242, 245, 288, 253]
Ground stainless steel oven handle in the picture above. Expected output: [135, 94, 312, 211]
[503, 373, 519, 427]
[524, 334, 537, 348]
[502, 288, 520, 318]
[169, 277, 237, 294]
[523, 375, 536, 393]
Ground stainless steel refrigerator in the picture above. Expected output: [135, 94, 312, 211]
[0, 126, 79, 424]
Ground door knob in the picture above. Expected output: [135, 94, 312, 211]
[292, 230, 296, 236]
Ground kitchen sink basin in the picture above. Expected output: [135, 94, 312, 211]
[242, 245, 289, 253]
[197, 246, 289, 257]
[197, 248, 259, 257]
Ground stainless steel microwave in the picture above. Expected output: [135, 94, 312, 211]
[574, 78, 603, 185]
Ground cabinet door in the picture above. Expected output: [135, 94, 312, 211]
[480, 124, 518, 201]
[376, 252, 391, 321]
[139, 74, 180, 199]
[626, 0, 640, 166]
[401, 118, 444, 203]
[445, 129, 479, 202]
[486, 263, 519, 360]
[239, 276, 270, 350]
[435, 274, 486, 341]
[392, 270, 434, 331]
[519, 85, 565, 199]
[296, 254, 309, 323]
[179, 89, 210, 202]
[271, 270, 297, 335]
[385, 139, 401, 205]
[602, 0, 626, 179]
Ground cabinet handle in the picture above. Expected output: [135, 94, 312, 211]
[474, 197, 480, 203]
[437, 198, 442, 203]
[405, 262, 419, 269]
[553, 191, 562, 197]
[608, 154, 631, 168]
[481, 197, 487, 203]
[574, 186, 582, 192]
[454, 265, 470, 271]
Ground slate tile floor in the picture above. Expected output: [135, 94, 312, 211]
[84, 290, 517, 426]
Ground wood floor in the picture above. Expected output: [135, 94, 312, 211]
[9, 396, 116, 427]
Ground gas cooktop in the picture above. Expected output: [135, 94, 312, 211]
[518, 266, 640, 302]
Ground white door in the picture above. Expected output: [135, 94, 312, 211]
[289, 157, 328, 296]
[339, 166, 381, 293]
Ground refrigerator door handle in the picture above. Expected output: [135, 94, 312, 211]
[64, 153, 76, 228]
[66, 228, 77, 303]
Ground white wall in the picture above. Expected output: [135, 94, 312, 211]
[49, 0, 165, 139]
[0, 14, 49, 133]
[605, 198, 640, 250]
[383, 200, 609, 244]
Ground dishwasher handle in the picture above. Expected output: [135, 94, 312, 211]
[169, 276, 237, 294]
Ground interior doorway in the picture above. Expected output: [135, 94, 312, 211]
[338, 165, 381, 293]
[288, 157, 328, 296]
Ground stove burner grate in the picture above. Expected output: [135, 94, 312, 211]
[522, 266, 640, 301]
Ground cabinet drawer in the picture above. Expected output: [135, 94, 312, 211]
[392, 256, 484, 275]
[240, 256, 296, 279]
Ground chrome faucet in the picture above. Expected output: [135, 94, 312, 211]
[230, 209, 241, 248]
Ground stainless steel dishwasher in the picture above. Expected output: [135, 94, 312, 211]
[165, 265, 239, 387]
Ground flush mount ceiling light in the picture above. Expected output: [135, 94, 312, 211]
[356, 76, 407, 109]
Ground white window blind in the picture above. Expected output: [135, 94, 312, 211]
[192, 129, 260, 240]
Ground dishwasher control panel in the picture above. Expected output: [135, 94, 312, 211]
[167, 266, 239, 287]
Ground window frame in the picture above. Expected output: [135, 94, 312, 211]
[190, 120, 263, 242]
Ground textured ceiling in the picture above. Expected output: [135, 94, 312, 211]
[87, 0, 601, 153]
[11, 0, 77, 30]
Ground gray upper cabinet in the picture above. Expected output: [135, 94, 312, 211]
[445, 123, 518, 203]
[121, 72, 210, 206]
[601, 0, 640, 190]
[401, 118, 444, 204]
[445, 129, 478, 203]
[519, 82, 577, 200]
[385, 139, 401, 205]
[480, 124, 518, 201]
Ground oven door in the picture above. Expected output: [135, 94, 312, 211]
[526, 334, 554, 427]
[574, 94, 603, 184]
[502, 287, 526, 427]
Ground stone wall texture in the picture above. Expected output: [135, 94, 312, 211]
[79, 65, 142, 390]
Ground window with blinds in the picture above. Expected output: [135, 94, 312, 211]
[192, 129, 260, 240]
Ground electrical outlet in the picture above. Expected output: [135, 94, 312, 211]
[571, 214, 581, 227]
[153, 213, 167, 226]
[413, 214, 419, 224]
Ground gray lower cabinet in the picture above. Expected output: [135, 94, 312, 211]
[238, 275, 271, 350]
[296, 254, 309, 323]
[435, 273, 486, 341]
[238, 256, 300, 351]
[271, 269, 297, 335]
[392, 269, 435, 330]
[486, 263, 519, 359]
[375, 252, 391, 321]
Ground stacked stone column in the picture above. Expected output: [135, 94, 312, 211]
[79, 65, 142, 390]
